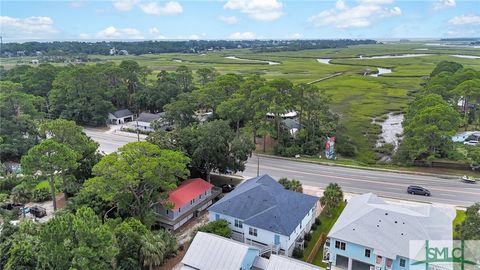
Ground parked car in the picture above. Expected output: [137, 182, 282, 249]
[30, 205, 47, 218]
[461, 175, 477, 184]
[407, 185, 431, 196]
[221, 184, 235, 193]
[464, 140, 479, 146]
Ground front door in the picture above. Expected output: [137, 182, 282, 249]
[274, 234, 280, 245]
[215, 213, 220, 220]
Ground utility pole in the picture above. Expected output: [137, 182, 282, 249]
[136, 120, 140, 142]
[256, 155, 260, 176]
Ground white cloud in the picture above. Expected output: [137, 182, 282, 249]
[224, 0, 284, 21]
[140, 1, 183, 15]
[335, 0, 347, 10]
[228, 31, 256, 39]
[112, 0, 139, 11]
[433, 0, 456, 10]
[448, 15, 480, 25]
[0, 16, 58, 39]
[308, 0, 401, 29]
[189, 34, 200, 40]
[96, 26, 144, 39]
[218, 15, 239, 25]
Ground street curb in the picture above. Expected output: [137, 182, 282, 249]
[254, 153, 460, 180]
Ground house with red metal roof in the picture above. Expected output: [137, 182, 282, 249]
[153, 178, 222, 230]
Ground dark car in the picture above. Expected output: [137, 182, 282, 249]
[221, 184, 235, 193]
[407, 185, 431, 196]
[30, 206, 47, 218]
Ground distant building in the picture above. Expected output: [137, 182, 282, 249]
[109, 47, 117, 55]
[108, 109, 134, 125]
[153, 178, 221, 230]
[208, 174, 319, 257]
[118, 49, 129, 55]
[181, 232, 324, 270]
[324, 193, 455, 270]
[31, 59, 39, 65]
[131, 112, 170, 132]
[452, 131, 480, 142]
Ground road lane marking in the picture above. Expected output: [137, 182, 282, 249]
[256, 165, 480, 196]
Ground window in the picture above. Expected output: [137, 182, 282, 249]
[335, 241, 346, 250]
[234, 219, 243, 228]
[300, 223, 302, 229]
[400, 258, 406, 267]
[365, 249, 371, 258]
[249, 227, 257, 236]
[190, 199, 194, 205]
[178, 207, 181, 213]
[166, 210, 169, 215]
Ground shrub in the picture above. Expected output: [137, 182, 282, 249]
[315, 217, 321, 226]
[292, 247, 304, 259]
[304, 233, 312, 241]
[193, 219, 232, 238]
[31, 180, 51, 202]
[311, 223, 317, 231]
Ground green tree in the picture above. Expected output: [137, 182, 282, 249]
[452, 79, 480, 130]
[48, 65, 114, 126]
[320, 183, 344, 217]
[113, 218, 150, 270]
[430, 61, 463, 77]
[193, 220, 232, 238]
[174, 65, 194, 92]
[176, 120, 254, 181]
[84, 142, 190, 225]
[196, 67, 218, 85]
[456, 203, 480, 240]
[2, 220, 40, 270]
[37, 207, 118, 270]
[164, 93, 197, 128]
[278, 177, 303, 192]
[0, 81, 45, 161]
[21, 139, 78, 211]
[22, 63, 59, 97]
[217, 93, 249, 134]
[140, 233, 166, 270]
[39, 119, 100, 193]
[399, 94, 460, 163]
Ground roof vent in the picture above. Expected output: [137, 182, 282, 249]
[377, 225, 379, 228]
[395, 221, 398, 224]
[401, 233, 404, 236]
[385, 213, 388, 216]
[379, 220, 381, 222]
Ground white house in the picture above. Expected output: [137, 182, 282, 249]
[108, 109, 134, 125]
[208, 174, 319, 257]
[324, 193, 455, 270]
[130, 112, 166, 132]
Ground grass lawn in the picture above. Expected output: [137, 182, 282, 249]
[302, 201, 347, 267]
[452, 209, 466, 239]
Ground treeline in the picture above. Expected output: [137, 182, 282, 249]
[1, 61, 353, 163]
[397, 61, 480, 164]
[1, 39, 377, 56]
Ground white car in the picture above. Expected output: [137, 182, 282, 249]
[464, 140, 479, 146]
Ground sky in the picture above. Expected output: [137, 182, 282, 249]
[1, 0, 479, 42]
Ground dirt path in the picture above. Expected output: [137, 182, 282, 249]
[307, 72, 343, 85]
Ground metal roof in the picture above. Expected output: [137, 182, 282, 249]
[167, 178, 213, 210]
[328, 193, 455, 259]
[182, 232, 258, 270]
[208, 174, 319, 236]
[264, 255, 325, 270]
[136, 112, 165, 123]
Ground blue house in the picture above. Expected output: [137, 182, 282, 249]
[323, 193, 455, 270]
[208, 174, 319, 256]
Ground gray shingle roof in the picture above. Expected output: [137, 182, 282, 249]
[328, 193, 456, 259]
[136, 112, 165, 123]
[111, 109, 133, 118]
[208, 175, 319, 236]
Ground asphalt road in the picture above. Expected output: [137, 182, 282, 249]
[242, 155, 480, 207]
[83, 128, 480, 207]
[84, 128, 144, 154]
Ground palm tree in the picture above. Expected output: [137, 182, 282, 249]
[156, 229, 178, 257]
[140, 233, 166, 270]
[289, 179, 303, 193]
[320, 183, 344, 217]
